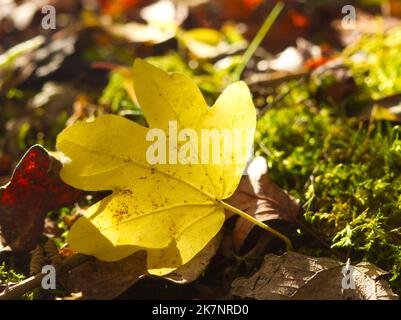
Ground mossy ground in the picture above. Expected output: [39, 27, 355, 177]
[256, 29, 401, 293]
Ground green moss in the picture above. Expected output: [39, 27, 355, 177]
[344, 26, 401, 100]
[257, 81, 401, 295]
[100, 70, 140, 113]
[256, 26, 401, 294]
[0, 261, 25, 285]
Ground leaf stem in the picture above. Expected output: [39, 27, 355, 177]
[232, 2, 285, 82]
[220, 200, 293, 251]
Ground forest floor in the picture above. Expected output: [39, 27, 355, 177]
[1, 0, 401, 300]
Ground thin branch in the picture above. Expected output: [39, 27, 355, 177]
[0, 254, 92, 300]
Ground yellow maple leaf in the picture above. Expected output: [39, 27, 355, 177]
[57, 59, 289, 276]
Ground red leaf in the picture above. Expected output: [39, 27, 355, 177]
[288, 9, 310, 29]
[243, 0, 263, 12]
[0, 145, 84, 252]
[99, 0, 143, 15]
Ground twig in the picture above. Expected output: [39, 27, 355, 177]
[0, 254, 92, 300]
[0, 274, 44, 300]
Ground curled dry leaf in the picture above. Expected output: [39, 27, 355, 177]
[104, 0, 188, 44]
[0, 34, 78, 95]
[225, 156, 301, 253]
[0, 0, 79, 32]
[63, 251, 147, 300]
[333, 11, 400, 47]
[0, 145, 84, 252]
[62, 233, 222, 299]
[231, 252, 398, 300]
[266, 38, 322, 73]
[106, 23, 172, 44]
[179, 28, 246, 59]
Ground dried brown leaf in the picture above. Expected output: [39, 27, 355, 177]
[62, 233, 222, 299]
[231, 252, 398, 300]
[164, 232, 222, 284]
[226, 157, 301, 253]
